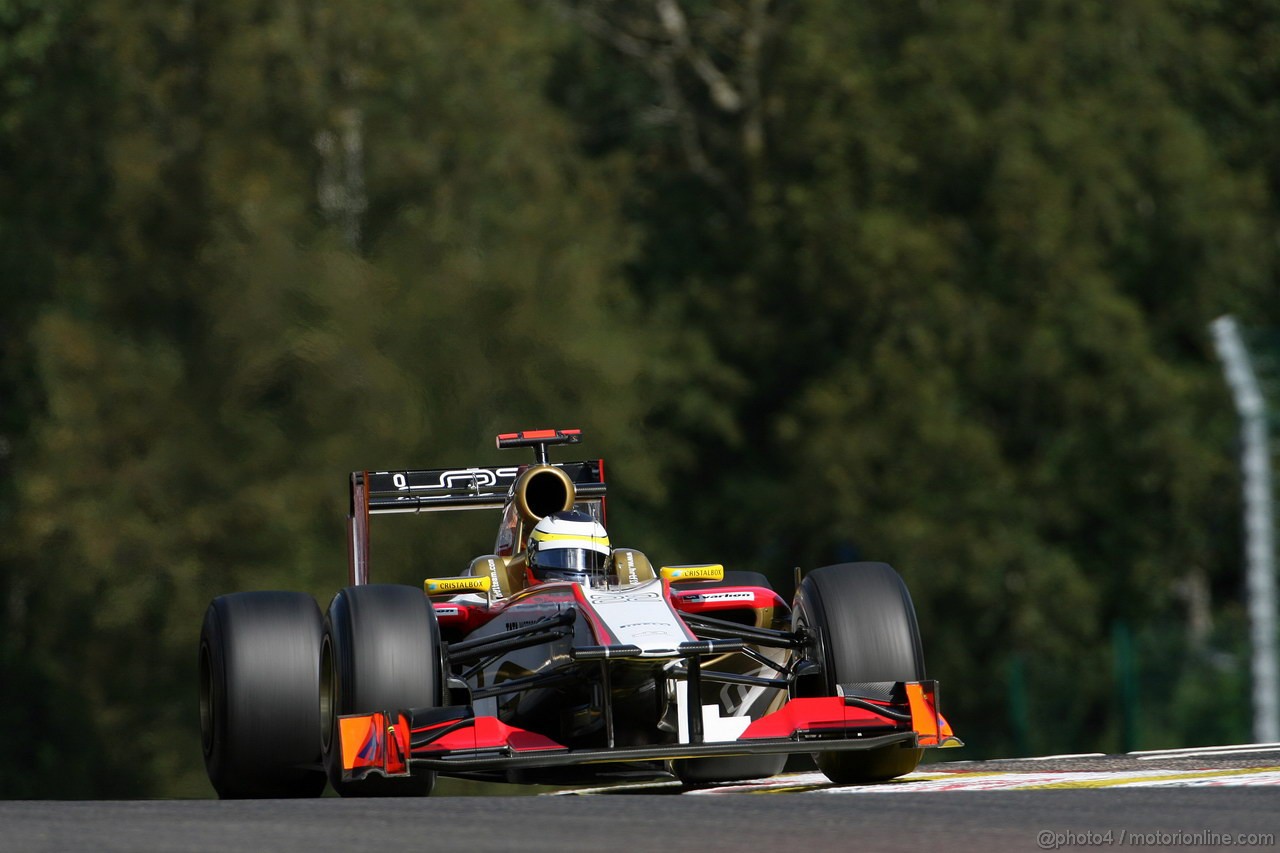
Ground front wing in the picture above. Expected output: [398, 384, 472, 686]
[337, 681, 961, 780]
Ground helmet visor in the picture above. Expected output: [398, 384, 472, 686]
[532, 547, 608, 574]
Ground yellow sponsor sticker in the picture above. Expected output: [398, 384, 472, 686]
[424, 576, 492, 595]
[660, 564, 725, 582]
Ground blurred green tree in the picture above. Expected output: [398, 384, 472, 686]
[3, 0, 657, 796]
[2, 0, 1279, 796]
[549, 0, 1277, 757]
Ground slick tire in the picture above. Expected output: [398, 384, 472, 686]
[672, 754, 787, 786]
[793, 562, 926, 784]
[322, 584, 441, 797]
[199, 591, 327, 799]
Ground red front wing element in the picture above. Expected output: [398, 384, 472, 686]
[337, 682, 958, 781]
[739, 698, 894, 739]
[338, 712, 565, 782]
[416, 716, 564, 756]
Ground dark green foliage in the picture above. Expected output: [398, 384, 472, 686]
[549, 0, 1274, 760]
[0, 0, 1276, 795]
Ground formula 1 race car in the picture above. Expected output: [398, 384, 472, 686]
[198, 429, 960, 797]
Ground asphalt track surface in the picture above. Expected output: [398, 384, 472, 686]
[5, 751, 1278, 853]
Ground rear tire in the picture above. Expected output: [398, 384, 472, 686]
[199, 591, 327, 799]
[793, 562, 925, 784]
[322, 584, 441, 797]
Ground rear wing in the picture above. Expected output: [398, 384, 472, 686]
[347, 460, 605, 585]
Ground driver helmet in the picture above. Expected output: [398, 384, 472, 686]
[527, 510, 611, 584]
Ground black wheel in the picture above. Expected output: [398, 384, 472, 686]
[672, 570, 785, 785]
[322, 584, 441, 797]
[199, 591, 327, 799]
[672, 753, 787, 786]
[792, 562, 926, 784]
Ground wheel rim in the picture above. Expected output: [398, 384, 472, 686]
[792, 596, 831, 698]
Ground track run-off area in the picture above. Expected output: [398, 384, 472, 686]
[3, 744, 1278, 852]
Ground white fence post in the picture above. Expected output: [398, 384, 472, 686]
[1210, 315, 1279, 743]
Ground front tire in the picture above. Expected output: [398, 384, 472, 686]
[322, 584, 441, 797]
[793, 562, 926, 784]
[199, 591, 327, 799]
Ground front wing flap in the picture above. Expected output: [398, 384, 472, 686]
[337, 680, 961, 781]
